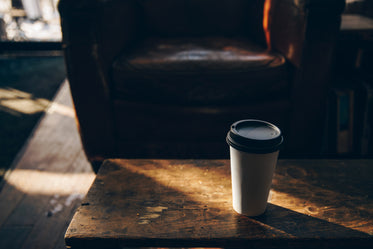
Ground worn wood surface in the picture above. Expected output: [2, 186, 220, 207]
[0, 81, 95, 249]
[66, 159, 373, 249]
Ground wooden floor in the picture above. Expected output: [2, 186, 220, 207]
[0, 81, 95, 249]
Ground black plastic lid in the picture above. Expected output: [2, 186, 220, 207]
[226, 119, 283, 153]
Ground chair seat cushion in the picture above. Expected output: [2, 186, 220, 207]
[112, 37, 289, 105]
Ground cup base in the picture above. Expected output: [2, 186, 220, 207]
[233, 206, 267, 217]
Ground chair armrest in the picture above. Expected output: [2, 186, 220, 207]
[265, 0, 345, 67]
[58, 0, 141, 161]
[58, 0, 140, 71]
[265, 0, 345, 154]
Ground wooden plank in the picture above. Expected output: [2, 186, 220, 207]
[12, 81, 82, 172]
[0, 80, 95, 249]
[53, 233, 69, 249]
[0, 226, 32, 249]
[54, 151, 96, 249]
[0, 183, 26, 226]
[65, 159, 373, 249]
[20, 151, 95, 249]
[0, 82, 77, 226]
[0, 81, 80, 227]
[3, 152, 89, 227]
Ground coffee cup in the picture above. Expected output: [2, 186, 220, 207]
[226, 119, 283, 216]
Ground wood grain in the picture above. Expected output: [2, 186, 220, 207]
[0, 226, 32, 249]
[0, 81, 95, 249]
[65, 159, 373, 249]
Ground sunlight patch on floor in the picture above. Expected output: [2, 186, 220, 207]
[0, 87, 75, 117]
[0, 87, 50, 115]
[5, 169, 95, 196]
[47, 101, 75, 118]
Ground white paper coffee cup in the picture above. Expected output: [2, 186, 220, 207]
[226, 119, 283, 216]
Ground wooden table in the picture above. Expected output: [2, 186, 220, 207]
[65, 159, 373, 249]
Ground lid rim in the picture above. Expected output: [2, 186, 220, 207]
[226, 133, 283, 154]
[226, 119, 283, 154]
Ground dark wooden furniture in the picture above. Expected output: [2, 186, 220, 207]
[338, 14, 373, 71]
[58, 0, 345, 170]
[328, 14, 373, 155]
[65, 159, 373, 249]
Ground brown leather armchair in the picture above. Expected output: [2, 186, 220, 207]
[58, 0, 345, 171]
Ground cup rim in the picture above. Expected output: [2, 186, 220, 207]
[226, 119, 283, 154]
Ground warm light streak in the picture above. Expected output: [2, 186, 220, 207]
[0, 87, 75, 117]
[0, 87, 50, 115]
[263, 0, 272, 50]
[5, 169, 95, 195]
[124, 161, 324, 213]
[47, 101, 76, 118]
[121, 161, 231, 206]
[268, 189, 318, 214]
[120, 160, 373, 234]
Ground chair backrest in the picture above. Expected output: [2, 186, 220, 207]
[138, 0, 266, 44]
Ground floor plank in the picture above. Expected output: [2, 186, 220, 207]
[0, 226, 33, 249]
[0, 80, 95, 249]
[20, 154, 94, 249]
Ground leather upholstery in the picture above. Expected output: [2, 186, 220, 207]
[140, 0, 265, 42]
[112, 37, 288, 105]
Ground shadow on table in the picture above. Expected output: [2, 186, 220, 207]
[275, 160, 373, 200]
[234, 203, 372, 249]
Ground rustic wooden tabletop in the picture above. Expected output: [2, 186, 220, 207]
[65, 159, 373, 249]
